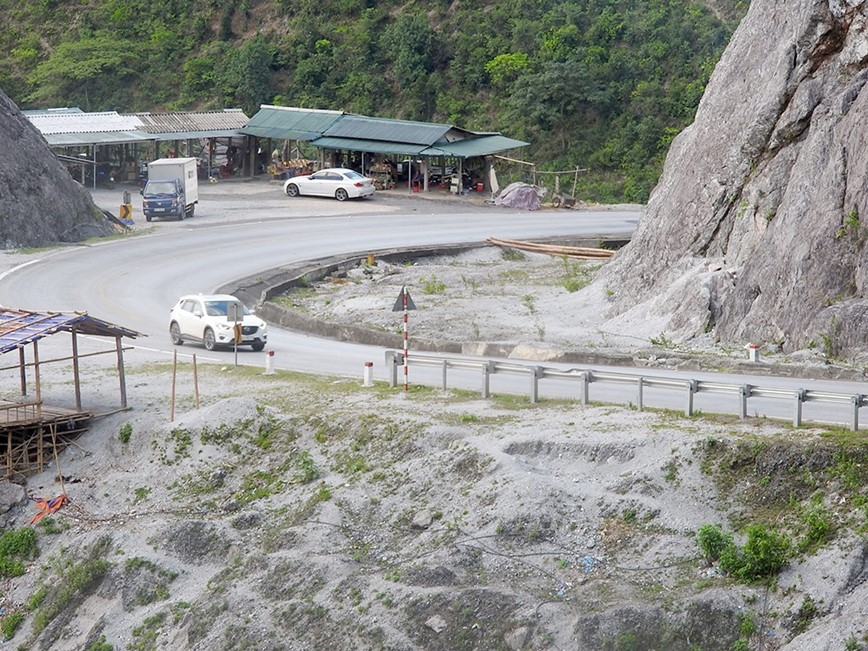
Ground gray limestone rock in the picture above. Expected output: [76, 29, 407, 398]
[0, 88, 113, 248]
[601, 0, 868, 357]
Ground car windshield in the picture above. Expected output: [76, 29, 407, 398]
[203, 300, 250, 317]
[344, 170, 365, 180]
[145, 181, 177, 194]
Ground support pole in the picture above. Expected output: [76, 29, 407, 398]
[793, 389, 806, 427]
[170, 350, 177, 423]
[481, 362, 492, 399]
[580, 371, 590, 406]
[739, 384, 752, 420]
[114, 335, 128, 410]
[193, 353, 200, 409]
[33, 340, 42, 419]
[685, 380, 697, 417]
[851, 394, 862, 432]
[18, 347, 26, 396]
[637, 377, 644, 411]
[72, 327, 82, 410]
[441, 360, 447, 391]
[402, 286, 409, 392]
[530, 367, 542, 404]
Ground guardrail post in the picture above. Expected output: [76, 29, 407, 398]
[685, 380, 698, 417]
[384, 351, 402, 388]
[793, 389, 807, 427]
[637, 377, 644, 411]
[851, 394, 863, 431]
[580, 371, 591, 405]
[441, 359, 448, 391]
[739, 384, 752, 419]
[530, 367, 543, 403]
[481, 362, 493, 399]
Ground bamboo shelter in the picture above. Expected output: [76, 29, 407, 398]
[0, 309, 142, 479]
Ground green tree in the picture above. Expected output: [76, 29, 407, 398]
[27, 33, 139, 109]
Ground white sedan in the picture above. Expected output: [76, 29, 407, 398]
[282, 168, 375, 201]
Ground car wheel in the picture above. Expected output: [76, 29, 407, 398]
[186, 204, 195, 218]
[170, 322, 183, 345]
[335, 188, 349, 202]
[203, 328, 216, 351]
[285, 184, 300, 198]
[251, 341, 265, 352]
[145, 214, 152, 222]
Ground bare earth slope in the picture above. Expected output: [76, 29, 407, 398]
[2, 355, 866, 651]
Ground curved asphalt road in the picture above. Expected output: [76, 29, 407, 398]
[3, 181, 866, 427]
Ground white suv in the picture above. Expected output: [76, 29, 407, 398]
[169, 294, 268, 351]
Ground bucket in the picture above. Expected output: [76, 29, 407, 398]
[476, 182, 484, 192]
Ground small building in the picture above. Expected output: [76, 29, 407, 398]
[0, 308, 142, 479]
[242, 105, 529, 193]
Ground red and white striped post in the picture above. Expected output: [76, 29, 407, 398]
[402, 286, 409, 392]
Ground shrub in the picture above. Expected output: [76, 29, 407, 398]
[1, 612, 24, 639]
[0, 528, 38, 578]
[696, 523, 733, 563]
[697, 523, 790, 583]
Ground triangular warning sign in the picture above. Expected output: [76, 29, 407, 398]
[392, 286, 417, 311]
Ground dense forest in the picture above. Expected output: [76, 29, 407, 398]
[0, 0, 746, 202]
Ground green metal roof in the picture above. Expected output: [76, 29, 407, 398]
[424, 135, 530, 157]
[323, 115, 452, 146]
[310, 136, 429, 156]
[243, 105, 344, 140]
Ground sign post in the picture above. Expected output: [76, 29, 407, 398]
[227, 300, 243, 368]
[392, 286, 416, 392]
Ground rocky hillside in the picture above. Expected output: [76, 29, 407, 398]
[601, 0, 868, 359]
[0, 362, 866, 651]
[0, 89, 112, 248]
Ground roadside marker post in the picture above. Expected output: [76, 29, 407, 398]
[392, 286, 416, 392]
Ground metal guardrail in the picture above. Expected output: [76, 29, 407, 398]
[384, 351, 868, 431]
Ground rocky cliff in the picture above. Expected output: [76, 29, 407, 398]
[602, 0, 868, 359]
[0, 89, 113, 248]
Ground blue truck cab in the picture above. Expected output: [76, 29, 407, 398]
[141, 157, 199, 221]
[142, 178, 186, 221]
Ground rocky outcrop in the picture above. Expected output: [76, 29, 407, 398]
[602, 0, 868, 358]
[0, 89, 113, 248]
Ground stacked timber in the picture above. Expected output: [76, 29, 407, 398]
[487, 237, 614, 260]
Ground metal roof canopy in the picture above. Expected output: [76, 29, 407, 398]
[310, 136, 429, 156]
[136, 109, 250, 141]
[243, 106, 344, 141]
[25, 111, 155, 147]
[322, 115, 454, 147]
[0, 308, 143, 412]
[0, 309, 141, 355]
[424, 134, 530, 158]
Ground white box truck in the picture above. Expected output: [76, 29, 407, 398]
[142, 157, 199, 221]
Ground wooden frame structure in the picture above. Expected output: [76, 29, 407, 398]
[0, 309, 142, 479]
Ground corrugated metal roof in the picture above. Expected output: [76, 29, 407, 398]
[423, 135, 530, 157]
[310, 136, 429, 156]
[323, 115, 452, 146]
[41, 131, 155, 147]
[136, 110, 249, 140]
[0, 309, 142, 355]
[26, 111, 144, 134]
[243, 105, 344, 140]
